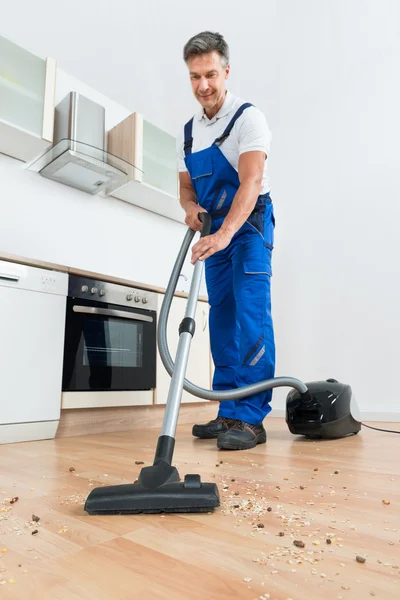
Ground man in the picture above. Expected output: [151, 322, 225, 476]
[177, 31, 275, 451]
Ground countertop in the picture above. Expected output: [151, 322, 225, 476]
[0, 250, 209, 303]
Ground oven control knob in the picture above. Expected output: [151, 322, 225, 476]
[99, 289, 106, 297]
[142, 297, 148, 304]
[126, 293, 133, 301]
[134, 296, 141, 302]
[90, 287, 98, 295]
[81, 285, 89, 293]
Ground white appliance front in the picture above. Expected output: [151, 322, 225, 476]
[0, 260, 68, 443]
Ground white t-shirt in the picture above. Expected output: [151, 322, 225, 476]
[176, 90, 272, 194]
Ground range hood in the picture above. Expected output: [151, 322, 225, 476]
[27, 92, 140, 194]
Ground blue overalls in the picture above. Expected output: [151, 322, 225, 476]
[184, 103, 275, 425]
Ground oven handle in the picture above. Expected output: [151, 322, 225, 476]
[72, 305, 154, 323]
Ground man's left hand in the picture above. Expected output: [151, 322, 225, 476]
[191, 229, 233, 264]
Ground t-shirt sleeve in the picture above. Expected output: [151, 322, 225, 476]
[176, 127, 188, 172]
[236, 106, 272, 158]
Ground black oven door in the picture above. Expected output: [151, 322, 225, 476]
[62, 297, 156, 391]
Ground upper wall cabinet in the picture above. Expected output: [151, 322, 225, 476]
[0, 35, 56, 162]
[106, 112, 185, 224]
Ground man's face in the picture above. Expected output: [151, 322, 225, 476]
[187, 51, 230, 113]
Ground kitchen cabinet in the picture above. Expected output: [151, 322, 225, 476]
[155, 294, 212, 404]
[0, 35, 56, 162]
[106, 112, 185, 223]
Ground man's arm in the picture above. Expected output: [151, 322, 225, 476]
[179, 172, 208, 231]
[219, 150, 265, 238]
[190, 150, 265, 263]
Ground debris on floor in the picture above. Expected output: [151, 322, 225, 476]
[356, 555, 366, 563]
[1, 429, 399, 599]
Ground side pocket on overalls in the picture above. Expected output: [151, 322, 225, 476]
[240, 262, 272, 365]
[246, 203, 275, 249]
[246, 202, 275, 275]
[243, 259, 272, 286]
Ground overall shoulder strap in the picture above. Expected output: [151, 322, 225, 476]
[213, 102, 254, 146]
[183, 117, 194, 157]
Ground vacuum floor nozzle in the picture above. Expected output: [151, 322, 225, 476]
[84, 461, 220, 515]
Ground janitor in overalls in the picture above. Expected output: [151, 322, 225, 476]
[177, 31, 275, 450]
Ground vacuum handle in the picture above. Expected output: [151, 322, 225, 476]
[198, 212, 212, 238]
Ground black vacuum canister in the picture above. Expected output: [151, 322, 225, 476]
[286, 379, 361, 439]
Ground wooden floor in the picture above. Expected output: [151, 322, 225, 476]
[0, 418, 399, 600]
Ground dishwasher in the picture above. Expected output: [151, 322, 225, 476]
[0, 259, 68, 444]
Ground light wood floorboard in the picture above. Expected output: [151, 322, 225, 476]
[0, 419, 399, 599]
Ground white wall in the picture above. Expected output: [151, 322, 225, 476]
[270, 0, 400, 419]
[0, 68, 204, 295]
[1, 0, 400, 418]
[0, 0, 278, 135]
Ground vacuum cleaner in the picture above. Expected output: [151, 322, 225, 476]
[84, 214, 361, 516]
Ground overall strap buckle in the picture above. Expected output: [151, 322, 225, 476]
[213, 102, 254, 146]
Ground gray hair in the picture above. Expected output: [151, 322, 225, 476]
[183, 31, 229, 67]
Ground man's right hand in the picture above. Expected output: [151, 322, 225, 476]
[179, 172, 208, 231]
[185, 204, 208, 231]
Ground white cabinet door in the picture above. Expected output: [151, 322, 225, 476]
[0, 286, 66, 424]
[155, 294, 211, 404]
[0, 35, 56, 162]
[142, 118, 178, 198]
[106, 112, 184, 223]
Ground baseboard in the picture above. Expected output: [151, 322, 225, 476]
[269, 409, 286, 418]
[268, 408, 400, 422]
[358, 412, 400, 422]
[0, 421, 59, 444]
[61, 390, 153, 409]
[56, 403, 400, 438]
[56, 401, 218, 437]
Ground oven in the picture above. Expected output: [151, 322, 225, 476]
[62, 275, 157, 392]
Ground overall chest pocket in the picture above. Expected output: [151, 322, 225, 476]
[187, 153, 215, 208]
[190, 154, 213, 179]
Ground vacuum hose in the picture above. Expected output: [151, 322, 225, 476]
[157, 214, 311, 402]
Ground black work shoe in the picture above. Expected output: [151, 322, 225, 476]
[217, 420, 267, 450]
[192, 417, 235, 439]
